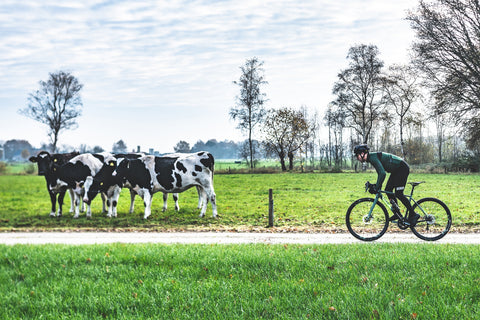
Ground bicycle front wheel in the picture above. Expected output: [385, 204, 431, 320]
[346, 198, 389, 241]
[411, 197, 452, 241]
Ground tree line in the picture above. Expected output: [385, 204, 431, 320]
[230, 0, 480, 172]
[12, 0, 480, 172]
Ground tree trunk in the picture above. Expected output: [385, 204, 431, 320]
[288, 152, 294, 170]
[248, 123, 254, 169]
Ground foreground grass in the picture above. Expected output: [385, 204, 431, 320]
[1, 243, 480, 319]
[0, 172, 479, 231]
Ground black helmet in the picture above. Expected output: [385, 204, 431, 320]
[353, 144, 370, 155]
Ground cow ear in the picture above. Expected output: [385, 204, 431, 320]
[29, 156, 37, 163]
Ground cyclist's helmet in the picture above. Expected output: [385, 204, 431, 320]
[353, 144, 370, 155]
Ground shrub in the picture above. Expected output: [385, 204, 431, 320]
[0, 162, 6, 174]
[24, 163, 36, 175]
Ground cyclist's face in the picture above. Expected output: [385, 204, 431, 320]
[356, 152, 367, 162]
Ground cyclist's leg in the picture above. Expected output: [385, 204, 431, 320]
[385, 177, 399, 221]
[391, 162, 418, 224]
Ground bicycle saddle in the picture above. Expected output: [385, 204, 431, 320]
[408, 181, 425, 187]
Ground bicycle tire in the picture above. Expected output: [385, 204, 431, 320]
[410, 197, 452, 241]
[346, 198, 389, 241]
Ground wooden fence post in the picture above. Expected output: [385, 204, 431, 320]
[268, 188, 274, 227]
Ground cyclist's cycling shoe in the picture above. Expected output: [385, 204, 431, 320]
[407, 213, 420, 226]
[388, 215, 398, 222]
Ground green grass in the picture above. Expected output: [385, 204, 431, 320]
[0, 172, 479, 231]
[1, 243, 480, 319]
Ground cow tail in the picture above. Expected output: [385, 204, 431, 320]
[209, 153, 215, 180]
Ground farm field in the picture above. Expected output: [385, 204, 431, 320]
[2, 243, 480, 319]
[0, 172, 479, 232]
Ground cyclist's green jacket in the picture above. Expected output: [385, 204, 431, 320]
[367, 152, 404, 190]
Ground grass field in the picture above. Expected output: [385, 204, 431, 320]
[2, 243, 480, 319]
[2, 171, 480, 319]
[0, 172, 479, 231]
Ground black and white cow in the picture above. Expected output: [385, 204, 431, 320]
[29, 151, 79, 217]
[112, 151, 217, 219]
[83, 153, 141, 217]
[50, 153, 104, 218]
[84, 153, 203, 217]
[162, 153, 205, 212]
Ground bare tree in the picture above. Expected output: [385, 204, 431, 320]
[262, 107, 312, 171]
[407, 0, 480, 145]
[19, 71, 83, 152]
[324, 104, 347, 167]
[230, 57, 268, 169]
[382, 64, 422, 158]
[332, 44, 385, 144]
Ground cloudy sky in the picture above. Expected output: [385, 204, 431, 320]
[0, 0, 418, 153]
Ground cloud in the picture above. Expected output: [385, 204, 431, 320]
[0, 0, 419, 151]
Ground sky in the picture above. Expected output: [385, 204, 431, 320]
[0, 0, 419, 154]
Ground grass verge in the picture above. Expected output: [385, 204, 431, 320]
[1, 243, 479, 319]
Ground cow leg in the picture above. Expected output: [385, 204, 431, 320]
[57, 190, 66, 217]
[105, 193, 113, 218]
[196, 186, 204, 210]
[73, 193, 81, 219]
[129, 189, 136, 214]
[199, 187, 208, 218]
[142, 190, 153, 220]
[162, 192, 168, 212]
[101, 193, 107, 213]
[68, 189, 75, 213]
[86, 202, 92, 219]
[111, 187, 121, 218]
[173, 193, 180, 211]
[49, 191, 57, 217]
[199, 186, 217, 218]
[80, 196, 86, 213]
[209, 191, 217, 218]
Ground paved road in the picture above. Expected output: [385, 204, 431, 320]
[1, 232, 479, 245]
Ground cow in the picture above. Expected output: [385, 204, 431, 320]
[82, 153, 138, 218]
[162, 153, 205, 212]
[83, 153, 203, 217]
[50, 153, 104, 219]
[29, 151, 79, 217]
[111, 151, 217, 219]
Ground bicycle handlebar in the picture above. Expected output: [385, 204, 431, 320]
[364, 181, 394, 196]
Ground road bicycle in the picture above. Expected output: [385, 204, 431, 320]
[346, 181, 452, 241]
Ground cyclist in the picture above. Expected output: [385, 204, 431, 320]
[353, 144, 420, 226]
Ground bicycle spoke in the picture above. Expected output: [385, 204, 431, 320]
[346, 198, 389, 241]
[411, 198, 452, 241]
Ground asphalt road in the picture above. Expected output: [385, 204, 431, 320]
[1, 232, 479, 245]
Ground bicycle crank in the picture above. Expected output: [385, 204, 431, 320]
[397, 220, 410, 230]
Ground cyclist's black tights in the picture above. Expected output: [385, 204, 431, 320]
[385, 161, 415, 217]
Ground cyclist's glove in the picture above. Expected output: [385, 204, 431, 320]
[368, 184, 378, 194]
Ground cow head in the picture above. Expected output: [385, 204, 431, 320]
[83, 176, 98, 203]
[112, 158, 129, 179]
[83, 159, 117, 202]
[29, 151, 52, 175]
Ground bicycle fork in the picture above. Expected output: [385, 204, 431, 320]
[364, 194, 381, 223]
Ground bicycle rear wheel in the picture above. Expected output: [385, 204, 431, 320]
[411, 197, 452, 241]
[346, 198, 389, 241]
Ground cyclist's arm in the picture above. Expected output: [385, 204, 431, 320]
[369, 155, 386, 191]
